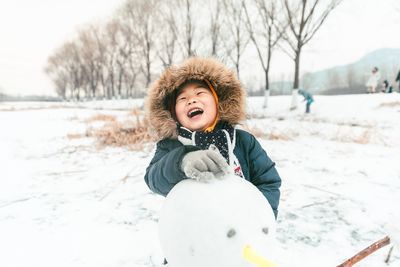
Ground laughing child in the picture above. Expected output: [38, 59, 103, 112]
[144, 57, 281, 218]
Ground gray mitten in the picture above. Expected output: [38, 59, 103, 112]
[181, 150, 231, 182]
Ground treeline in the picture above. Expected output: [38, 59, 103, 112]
[0, 94, 62, 102]
[45, 0, 342, 101]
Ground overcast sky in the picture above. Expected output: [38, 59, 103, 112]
[0, 0, 399, 96]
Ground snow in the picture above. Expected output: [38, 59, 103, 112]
[1, 93, 400, 267]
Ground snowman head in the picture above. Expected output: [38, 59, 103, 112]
[159, 175, 278, 267]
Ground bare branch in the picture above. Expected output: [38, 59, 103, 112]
[209, 0, 223, 56]
[303, 0, 343, 45]
[242, 0, 267, 71]
[221, 0, 250, 77]
[336, 236, 391, 267]
[279, 0, 343, 90]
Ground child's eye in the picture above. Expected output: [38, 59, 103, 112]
[177, 96, 186, 101]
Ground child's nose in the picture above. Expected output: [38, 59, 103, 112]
[187, 97, 197, 105]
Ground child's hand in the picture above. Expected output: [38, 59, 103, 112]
[181, 150, 230, 182]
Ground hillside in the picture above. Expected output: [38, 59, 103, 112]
[302, 48, 400, 95]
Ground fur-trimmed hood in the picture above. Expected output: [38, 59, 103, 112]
[145, 57, 246, 140]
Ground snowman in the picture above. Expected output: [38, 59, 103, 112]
[158, 174, 279, 267]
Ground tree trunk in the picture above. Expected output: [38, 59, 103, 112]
[146, 61, 151, 88]
[236, 61, 240, 79]
[146, 38, 151, 87]
[76, 87, 80, 101]
[110, 73, 115, 99]
[263, 39, 273, 108]
[263, 70, 270, 108]
[293, 50, 301, 90]
[291, 48, 301, 110]
[118, 70, 123, 98]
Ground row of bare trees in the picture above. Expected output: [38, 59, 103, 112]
[45, 0, 342, 107]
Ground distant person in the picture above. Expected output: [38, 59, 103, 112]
[382, 80, 393, 93]
[366, 67, 381, 93]
[396, 70, 400, 93]
[298, 89, 314, 113]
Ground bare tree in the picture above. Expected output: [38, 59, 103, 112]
[45, 54, 69, 99]
[221, 0, 249, 78]
[87, 24, 110, 99]
[103, 19, 134, 99]
[280, 0, 343, 109]
[172, 0, 198, 58]
[46, 41, 86, 100]
[208, 0, 223, 57]
[243, 0, 285, 107]
[77, 24, 106, 99]
[86, 22, 117, 99]
[45, 53, 63, 98]
[117, 14, 143, 98]
[155, 0, 180, 68]
[183, 0, 195, 57]
[124, 54, 141, 97]
[120, 0, 159, 88]
[66, 42, 86, 101]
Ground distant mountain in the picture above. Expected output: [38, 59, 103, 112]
[355, 48, 400, 68]
[302, 48, 400, 95]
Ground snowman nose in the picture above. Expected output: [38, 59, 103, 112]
[242, 245, 278, 267]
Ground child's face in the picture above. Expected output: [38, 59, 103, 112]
[175, 82, 217, 132]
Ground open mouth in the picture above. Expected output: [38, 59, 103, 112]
[187, 108, 204, 118]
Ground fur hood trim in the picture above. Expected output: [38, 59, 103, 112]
[145, 57, 246, 139]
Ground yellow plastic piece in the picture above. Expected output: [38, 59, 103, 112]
[242, 245, 278, 267]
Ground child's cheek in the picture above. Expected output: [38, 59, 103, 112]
[175, 104, 186, 123]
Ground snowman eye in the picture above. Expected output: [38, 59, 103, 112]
[227, 228, 236, 238]
[262, 227, 269, 235]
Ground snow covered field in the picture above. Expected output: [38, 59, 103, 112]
[1, 94, 400, 267]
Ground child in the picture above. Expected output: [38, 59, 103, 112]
[144, 57, 281, 218]
[366, 67, 381, 93]
[298, 89, 314, 113]
[382, 80, 393, 93]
